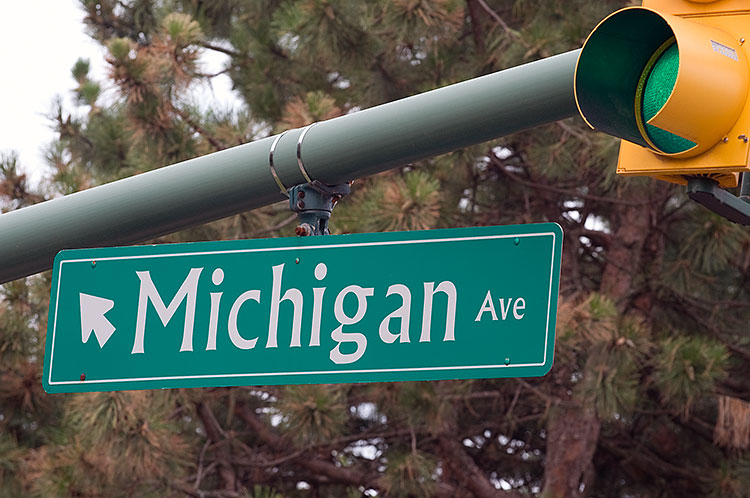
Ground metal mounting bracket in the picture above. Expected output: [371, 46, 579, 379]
[686, 173, 750, 226]
[289, 180, 351, 236]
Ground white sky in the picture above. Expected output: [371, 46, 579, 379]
[0, 1, 236, 185]
[0, 1, 104, 183]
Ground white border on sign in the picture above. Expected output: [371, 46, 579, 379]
[48, 232, 558, 386]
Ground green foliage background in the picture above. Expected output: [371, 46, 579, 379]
[2, 1, 750, 497]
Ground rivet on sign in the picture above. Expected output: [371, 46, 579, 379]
[741, 38, 746, 44]
[513, 237, 520, 246]
[723, 137, 729, 143]
[739, 135, 749, 143]
[91, 260, 96, 267]
[295, 258, 300, 264]
[80, 373, 86, 381]
[504, 358, 511, 366]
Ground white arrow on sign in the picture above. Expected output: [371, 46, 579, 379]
[80, 293, 116, 348]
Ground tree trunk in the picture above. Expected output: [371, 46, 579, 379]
[541, 405, 601, 498]
[543, 202, 653, 497]
[600, 205, 654, 311]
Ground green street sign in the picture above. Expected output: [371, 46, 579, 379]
[43, 223, 563, 393]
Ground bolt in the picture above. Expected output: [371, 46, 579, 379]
[298, 190, 306, 199]
[723, 137, 730, 143]
[297, 200, 305, 209]
[295, 258, 300, 264]
[513, 237, 520, 246]
[504, 358, 511, 366]
[295, 225, 311, 236]
[740, 134, 749, 143]
[80, 373, 86, 381]
[741, 38, 746, 44]
[91, 260, 96, 268]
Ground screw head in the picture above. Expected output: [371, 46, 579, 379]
[298, 190, 306, 198]
[91, 260, 97, 267]
[295, 258, 300, 264]
[80, 373, 86, 381]
[504, 358, 511, 366]
[513, 237, 520, 246]
[297, 200, 305, 209]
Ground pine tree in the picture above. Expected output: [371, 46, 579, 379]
[1, 1, 750, 496]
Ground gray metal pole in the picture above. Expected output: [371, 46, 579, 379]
[0, 50, 580, 284]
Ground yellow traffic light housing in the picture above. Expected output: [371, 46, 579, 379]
[575, 0, 750, 187]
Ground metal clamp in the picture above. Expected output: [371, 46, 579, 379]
[296, 123, 317, 184]
[268, 131, 290, 197]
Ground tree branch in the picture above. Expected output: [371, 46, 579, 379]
[599, 438, 698, 481]
[466, 0, 486, 53]
[474, 0, 513, 34]
[235, 402, 461, 497]
[251, 213, 299, 237]
[172, 104, 228, 151]
[199, 41, 242, 58]
[437, 434, 523, 498]
[196, 402, 237, 493]
[489, 154, 644, 206]
[170, 480, 240, 498]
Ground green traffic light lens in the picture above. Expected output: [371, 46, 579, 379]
[636, 39, 697, 154]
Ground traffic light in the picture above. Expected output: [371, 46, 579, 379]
[574, 0, 750, 187]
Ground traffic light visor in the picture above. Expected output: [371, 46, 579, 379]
[575, 7, 748, 158]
